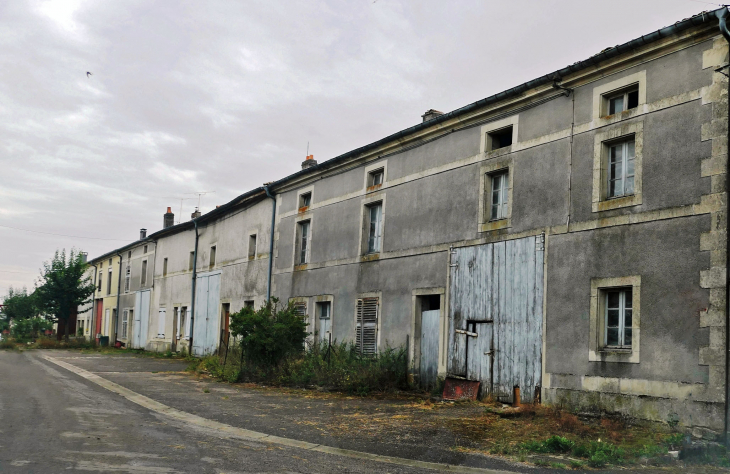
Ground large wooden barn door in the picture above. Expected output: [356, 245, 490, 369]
[447, 234, 544, 403]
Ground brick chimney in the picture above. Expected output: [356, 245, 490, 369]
[301, 154, 317, 170]
[163, 207, 174, 228]
[140, 228, 147, 240]
[191, 207, 201, 219]
[421, 109, 443, 122]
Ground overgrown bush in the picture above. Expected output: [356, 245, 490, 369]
[11, 317, 53, 342]
[0, 338, 16, 350]
[521, 436, 625, 467]
[229, 298, 308, 368]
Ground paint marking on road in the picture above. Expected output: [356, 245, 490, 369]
[44, 355, 514, 474]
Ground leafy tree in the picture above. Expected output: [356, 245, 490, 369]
[34, 249, 96, 342]
[11, 317, 53, 342]
[229, 298, 308, 367]
[1, 287, 38, 321]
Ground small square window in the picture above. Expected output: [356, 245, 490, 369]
[244, 300, 255, 310]
[143, 245, 148, 254]
[487, 126, 513, 151]
[108, 258, 112, 265]
[209, 246, 216, 269]
[606, 137, 635, 199]
[604, 86, 639, 116]
[604, 288, 632, 348]
[248, 234, 257, 259]
[127, 251, 131, 259]
[367, 169, 384, 189]
[299, 192, 311, 211]
[297, 220, 310, 264]
[489, 170, 509, 221]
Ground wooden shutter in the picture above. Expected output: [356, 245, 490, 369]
[356, 297, 378, 356]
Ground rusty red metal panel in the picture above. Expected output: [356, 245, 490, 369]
[442, 377, 480, 401]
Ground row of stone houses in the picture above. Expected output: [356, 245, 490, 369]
[78, 8, 730, 436]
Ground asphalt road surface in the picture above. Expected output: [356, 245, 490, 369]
[0, 350, 471, 474]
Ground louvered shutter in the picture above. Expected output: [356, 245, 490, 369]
[356, 297, 378, 356]
[293, 302, 307, 317]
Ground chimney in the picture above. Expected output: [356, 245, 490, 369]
[301, 154, 317, 170]
[421, 109, 443, 122]
[163, 207, 175, 228]
[80, 252, 88, 264]
[140, 228, 147, 240]
[191, 207, 201, 219]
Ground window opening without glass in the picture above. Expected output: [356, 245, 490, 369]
[248, 234, 257, 259]
[607, 138, 635, 198]
[605, 288, 632, 348]
[209, 246, 216, 269]
[488, 126, 513, 151]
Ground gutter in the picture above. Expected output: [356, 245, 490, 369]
[716, 6, 730, 444]
[91, 264, 98, 340]
[188, 218, 200, 354]
[264, 185, 276, 301]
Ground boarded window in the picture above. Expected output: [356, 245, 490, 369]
[248, 234, 257, 259]
[157, 308, 166, 338]
[141, 260, 148, 286]
[356, 297, 378, 356]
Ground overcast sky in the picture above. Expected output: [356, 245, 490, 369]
[0, 0, 712, 295]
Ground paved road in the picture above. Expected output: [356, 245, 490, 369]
[0, 351, 481, 474]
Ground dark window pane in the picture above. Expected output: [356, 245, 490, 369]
[607, 328, 619, 346]
[607, 291, 620, 308]
[624, 328, 632, 346]
[624, 290, 632, 308]
[628, 90, 639, 109]
[607, 309, 620, 327]
[624, 309, 632, 328]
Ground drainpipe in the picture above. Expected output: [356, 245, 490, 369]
[188, 219, 200, 354]
[716, 6, 730, 444]
[91, 264, 98, 340]
[263, 185, 276, 301]
[114, 251, 123, 345]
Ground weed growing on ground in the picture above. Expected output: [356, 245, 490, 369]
[0, 339, 17, 350]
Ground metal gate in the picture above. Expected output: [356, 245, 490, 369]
[447, 234, 544, 403]
[131, 290, 150, 349]
[192, 271, 221, 356]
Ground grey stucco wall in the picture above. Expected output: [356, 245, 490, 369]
[546, 215, 711, 384]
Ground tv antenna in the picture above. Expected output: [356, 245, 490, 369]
[186, 191, 216, 213]
[163, 196, 196, 224]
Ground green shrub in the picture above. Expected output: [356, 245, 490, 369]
[573, 440, 625, 467]
[11, 317, 53, 342]
[229, 298, 308, 368]
[520, 435, 574, 454]
[0, 338, 16, 350]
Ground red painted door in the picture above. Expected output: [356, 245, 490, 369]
[95, 299, 103, 342]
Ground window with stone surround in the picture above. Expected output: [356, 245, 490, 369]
[589, 276, 641, 363]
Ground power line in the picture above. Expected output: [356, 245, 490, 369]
[0, 224, 131, 242]
[0, 270, 35, 274]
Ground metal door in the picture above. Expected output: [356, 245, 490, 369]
[447, 235, 544, 403]
[419, 309, 440, 388]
